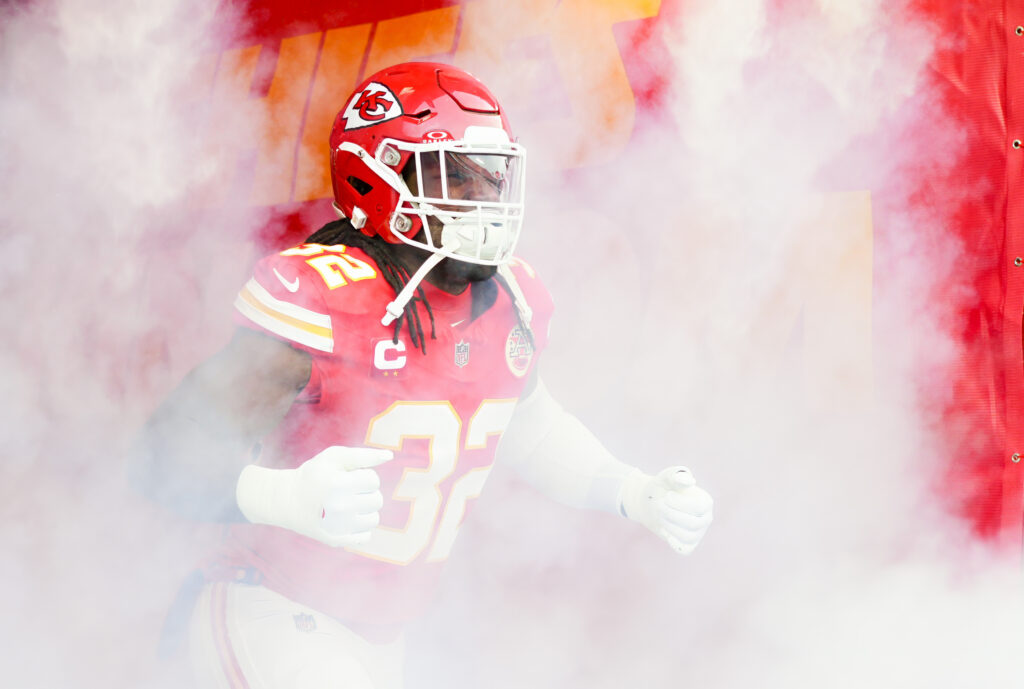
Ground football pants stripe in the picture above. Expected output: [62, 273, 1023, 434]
[210, 582, 251, 689]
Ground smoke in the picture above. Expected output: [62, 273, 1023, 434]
[410, 1, 1024, 688]
[1, 1, 1019, 688]
[0, 1, 259, 687]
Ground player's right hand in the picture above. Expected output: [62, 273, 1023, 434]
[236, 446, 393, 548]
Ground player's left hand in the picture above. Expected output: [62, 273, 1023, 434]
[620, 467, 713, 555]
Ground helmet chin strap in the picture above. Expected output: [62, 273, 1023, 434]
[381, 233, 461, 327]
[381, 205, 514, 326]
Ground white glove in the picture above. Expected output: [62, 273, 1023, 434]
[236, 446, 393, 547]
[620, 466, 713, 555]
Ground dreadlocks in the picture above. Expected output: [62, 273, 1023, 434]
[305, 218, 436, 354]
[304, 217, 535, 355]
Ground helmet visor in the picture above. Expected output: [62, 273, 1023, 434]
[415, 151, 523, 205]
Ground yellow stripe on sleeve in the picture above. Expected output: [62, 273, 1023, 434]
[234, 279, 334, 352]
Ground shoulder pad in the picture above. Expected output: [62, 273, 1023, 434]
[507, 256, 539, 281]
[506, 255, 553, 314]
[234, 243, 385, 353]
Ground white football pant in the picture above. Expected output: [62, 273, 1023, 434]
[188, 582, 405, 689]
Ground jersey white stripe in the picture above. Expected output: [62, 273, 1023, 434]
[234, 295, 334, 352]
[243, 278, 332, 329]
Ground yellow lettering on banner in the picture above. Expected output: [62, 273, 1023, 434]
[294, 23, 373, 202]
[294, 7, 460, 202]
[211, 45, 262, 108]
[208, 0, 664, 205]
[547, 0, 661, 166]
[363, 7, 461, 78]
[250, 32, 321, 205]
[457, 0, 661, 168]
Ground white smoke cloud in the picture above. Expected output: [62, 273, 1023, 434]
[1, 1, 1018, 688]
[0, 1, 257, 687]
[412, 2, 1024, 688]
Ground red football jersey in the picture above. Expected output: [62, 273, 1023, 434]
[208, 242, 553, 633]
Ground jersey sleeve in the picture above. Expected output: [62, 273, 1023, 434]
[233, 250, 335, 355]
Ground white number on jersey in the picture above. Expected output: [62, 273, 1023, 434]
[347, 399, 517, 565]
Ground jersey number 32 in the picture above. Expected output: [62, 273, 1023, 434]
[346, 399, 516, 566]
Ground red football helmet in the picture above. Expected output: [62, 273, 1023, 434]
[329, 62, 526, 266]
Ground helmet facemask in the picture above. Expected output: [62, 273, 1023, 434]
[386, 126, 526, 265]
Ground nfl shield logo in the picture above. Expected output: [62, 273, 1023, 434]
[455, 340, 470, 368]
[293, 613, 317, 633]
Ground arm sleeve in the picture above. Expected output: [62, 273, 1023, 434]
[496, 377, 639, 515]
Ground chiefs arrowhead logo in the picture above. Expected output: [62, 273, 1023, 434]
[342, 82, 403, 130]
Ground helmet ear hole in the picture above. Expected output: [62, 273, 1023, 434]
[347, 176, 373, 196]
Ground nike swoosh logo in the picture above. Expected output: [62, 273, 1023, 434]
[450, 319, 466, 327]
[273, 268, 300, 293]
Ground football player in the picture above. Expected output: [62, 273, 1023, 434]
[133, 62, 713, 689]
